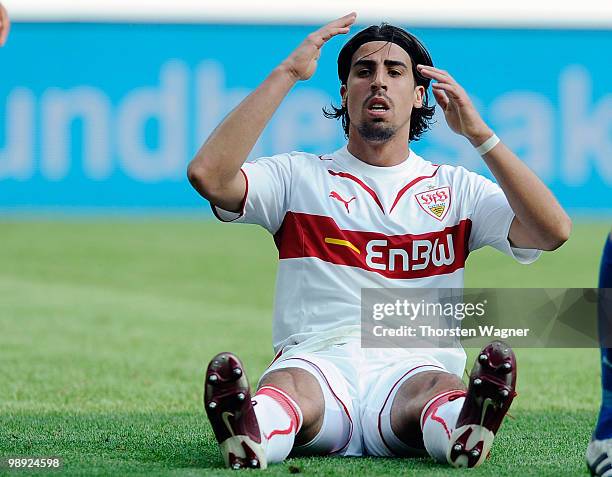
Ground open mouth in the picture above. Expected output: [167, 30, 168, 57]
[366, 97, 390, 115]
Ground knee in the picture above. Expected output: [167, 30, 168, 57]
[259, 368, 325, 431]
[391, 371, 465, 431]
[410, 371, 464, 398]
[423, 372, 464, 394]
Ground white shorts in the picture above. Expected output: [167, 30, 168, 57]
[259, 339, 466, 457]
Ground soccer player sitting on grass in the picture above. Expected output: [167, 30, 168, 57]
[587, 230, 612, 477]
[188, 13, 571, 469]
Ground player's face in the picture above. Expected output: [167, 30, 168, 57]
[342, 41, 424, 143]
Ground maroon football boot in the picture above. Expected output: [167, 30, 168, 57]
[204, 352, 266, 469]
[447, 340, 517, 468]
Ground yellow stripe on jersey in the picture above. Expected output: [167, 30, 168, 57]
[324, 237, 361, 255]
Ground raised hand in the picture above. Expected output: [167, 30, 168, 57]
[0, 3, 9, 46]
[417, 64, 493, 146]
[282, 12, 357, 81]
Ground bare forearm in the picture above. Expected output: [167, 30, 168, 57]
[417, 65, 571, 251]
[187, 13, 355, 210]
[481, 140, 572, 250]
[189, 66, 297, 191]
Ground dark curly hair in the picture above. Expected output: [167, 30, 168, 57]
[323, 24, 436, 141]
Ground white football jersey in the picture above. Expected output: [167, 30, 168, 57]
[213, 146, 540, 376]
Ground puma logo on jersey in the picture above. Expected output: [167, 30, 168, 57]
[329, 191, 356, 213]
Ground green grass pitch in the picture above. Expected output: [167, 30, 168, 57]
[0, 219, 609, 476]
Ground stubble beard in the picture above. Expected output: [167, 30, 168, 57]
[357, 119, 396, 143]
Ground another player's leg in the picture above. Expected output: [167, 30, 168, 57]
[586, 230, 612, 477]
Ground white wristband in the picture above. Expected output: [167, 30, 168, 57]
[475, 134, 500, 156]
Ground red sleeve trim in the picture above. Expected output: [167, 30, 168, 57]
[209, 168, 249, 223]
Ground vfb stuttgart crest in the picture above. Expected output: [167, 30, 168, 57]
[415, 186, 451, 221]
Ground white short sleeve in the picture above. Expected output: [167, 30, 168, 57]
[211, 153, 292, 234]
[466, 172, 541, 264]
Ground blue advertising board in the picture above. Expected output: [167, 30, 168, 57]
[0, 23, 610, 213]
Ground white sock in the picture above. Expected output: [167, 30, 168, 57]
[420, 390, 466, 463]
[253, 385, 303, 463]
